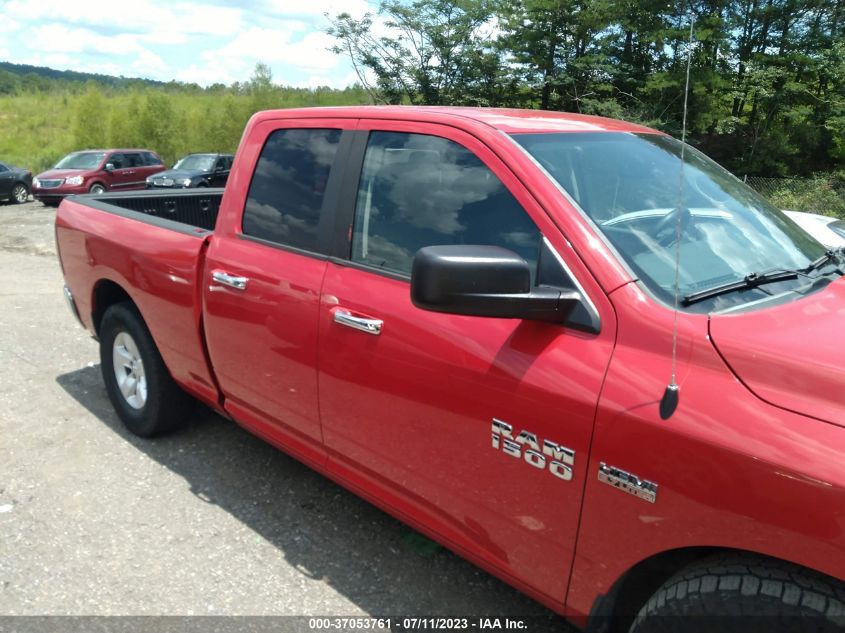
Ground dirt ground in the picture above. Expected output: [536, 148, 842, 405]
[0, 198, 566, 625]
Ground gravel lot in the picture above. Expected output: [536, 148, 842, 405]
[0, 199, 564, 625]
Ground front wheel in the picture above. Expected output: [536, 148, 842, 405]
[99, 302, 194, 437]
[12, 183, 29, 204]
[89, 183, 106, 194]
[630, 554, 845, 633]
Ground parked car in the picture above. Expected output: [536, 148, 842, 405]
[0, 161, 33, 204]
[32, 149, 166, 206]
[146, 153, 234, 189]
[785, 210, 845, 248]
[56, 107, 845, 631]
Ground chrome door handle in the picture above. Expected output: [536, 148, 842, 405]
[333, 308, 383, 335]
[211, 270, 249, 291]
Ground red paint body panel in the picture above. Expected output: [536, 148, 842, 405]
[709, 277, 845, 426]
[567, 281, 845, 616]
[54, 106, 845, 624]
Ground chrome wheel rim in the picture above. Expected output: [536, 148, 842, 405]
[112, 332, 147, 409]
[13, 185, 27, 203]
[91, 185, 105, 194]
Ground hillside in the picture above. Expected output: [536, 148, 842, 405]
[0, 61, 170, 94]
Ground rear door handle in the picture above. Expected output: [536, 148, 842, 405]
[211, 270, 249, 291]
[333, 308, 383, 335]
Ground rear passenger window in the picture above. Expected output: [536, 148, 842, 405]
[351, 132, 541, 276]
[143, 152, 163, 166]
[243, 128, 342, 252]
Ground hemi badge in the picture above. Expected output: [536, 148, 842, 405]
[598, 462, 658, 503]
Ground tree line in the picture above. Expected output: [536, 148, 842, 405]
[0, 0, 841, 180]
[0, 64, 370, 172]
[328, 0, 844, 178]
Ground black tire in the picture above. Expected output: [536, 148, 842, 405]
[99, 302, 194, 437]
[89, 183, 106, 194]
[11, 183, 29, 204]
[630, 554, 845, 633]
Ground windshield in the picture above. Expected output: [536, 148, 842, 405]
[174, 155, 215, 171]
[513, 132, 828, 310]
[55, 152, 107, 170]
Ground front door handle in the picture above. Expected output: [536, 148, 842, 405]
[333, 308, 383, 335]
[211, 270, 249, 291]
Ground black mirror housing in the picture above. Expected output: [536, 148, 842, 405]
[411, 245, 581, 323]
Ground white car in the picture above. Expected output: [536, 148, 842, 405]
[784, 210, 845, 249]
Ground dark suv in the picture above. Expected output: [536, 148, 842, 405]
[146, 153, 234, 189]
[33, 149, 166, 206]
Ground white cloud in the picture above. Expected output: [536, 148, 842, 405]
[5, 0, 245, 39]
[131, 50, 169, 79]
[2, 1, 371, 87]
[28, 24, 145, 55]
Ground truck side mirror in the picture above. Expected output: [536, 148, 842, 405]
[410, 245, 581, 323]
[104, 163, 115, 172]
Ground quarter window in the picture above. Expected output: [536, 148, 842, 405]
[351, 132, 541, 276]
[242, 128, 342, 252]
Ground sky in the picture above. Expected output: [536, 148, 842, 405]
[0, 0, 377, 88]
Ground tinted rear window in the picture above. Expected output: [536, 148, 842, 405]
[242, 128, 342, 252]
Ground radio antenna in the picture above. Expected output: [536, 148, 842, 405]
[659, 16, 695, 421]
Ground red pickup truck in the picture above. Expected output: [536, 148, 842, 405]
[55, 107, 845, 631]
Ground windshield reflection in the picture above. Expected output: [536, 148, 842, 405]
[513, 132, 827, 310]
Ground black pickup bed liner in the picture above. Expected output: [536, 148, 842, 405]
[72, 189, 223, 233]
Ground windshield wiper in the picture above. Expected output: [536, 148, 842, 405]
[682, 269, 799, 306]
[683, 248, 845, 307]
[803, 247, 844, 274]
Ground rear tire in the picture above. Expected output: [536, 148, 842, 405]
[630, 554, 845, 633]
[99, 302, 194, 437]
[12, 183, 29, 204]
[89, 183, 106, 194]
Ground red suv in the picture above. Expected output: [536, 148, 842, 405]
[33, 149, 166, 206]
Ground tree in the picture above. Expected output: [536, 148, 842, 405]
[137, 92, 179, 164]
[73, 84, 108, 148]
[327, 0, 505, 105]
[248, 62, 278, 113]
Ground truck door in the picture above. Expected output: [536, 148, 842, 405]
[202, 119, 356, 465]
[317, 122, 617, 604]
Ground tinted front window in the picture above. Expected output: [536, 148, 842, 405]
[55, 152, 106, 170]
[514, 132, 827, 310]
[351, 132, 540, 276]
[242, 128, 342, 252]
[0, 164, 7, 173]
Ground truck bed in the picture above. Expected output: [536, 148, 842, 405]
[77, 188, 223, 232]
[55, 190, 222, 409]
